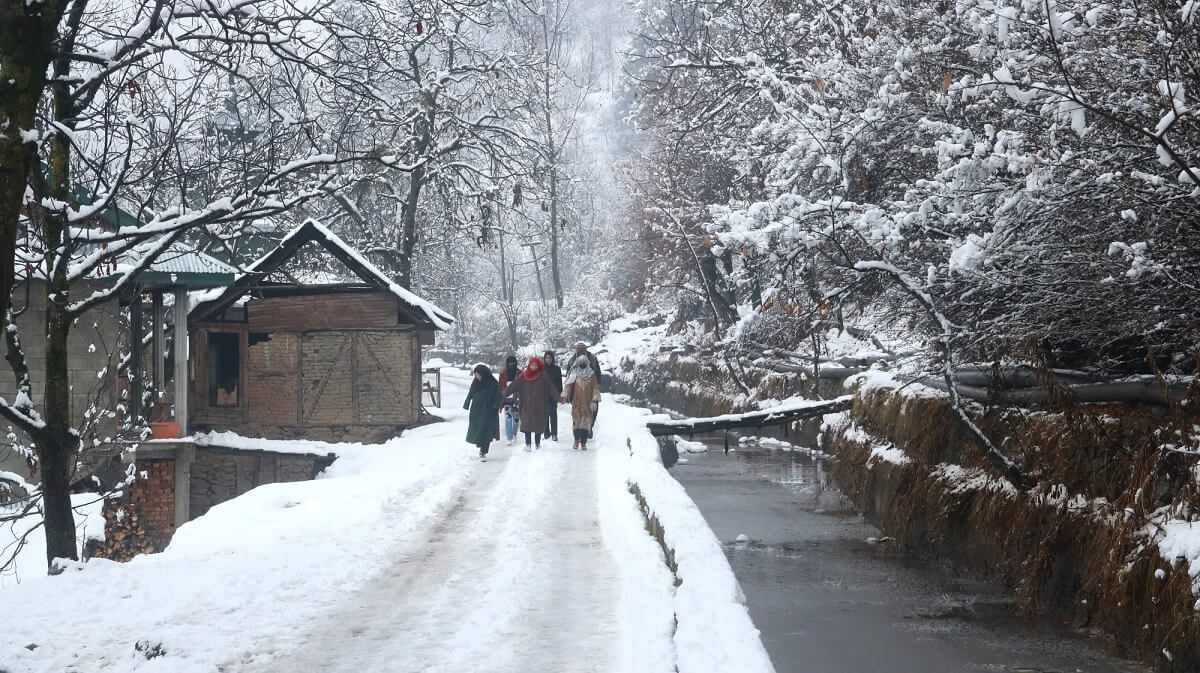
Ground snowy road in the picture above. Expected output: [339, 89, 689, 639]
[1, 368, 758, 673]
[246, 441, 622, 673]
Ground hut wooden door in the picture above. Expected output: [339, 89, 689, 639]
[300, 332, 354, 426]
[353, 331, 413, 424]
[300, 331, 415, 426]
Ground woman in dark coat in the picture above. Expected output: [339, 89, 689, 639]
[504, 356, 556, 451]
[463, 364, 501, 461]
[542, 351, 563, 441]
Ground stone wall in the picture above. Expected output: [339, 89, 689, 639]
[609, 350, 843, 446]
[97, 444, 336, 557]
[826, 383, 1200, 672]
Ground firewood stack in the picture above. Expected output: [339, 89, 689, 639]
[87, 499, 166, 561]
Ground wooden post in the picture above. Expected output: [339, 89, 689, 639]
[174, 287, 188, 437]
[152, 291, 165, 393]
[130, 291, 143, 423]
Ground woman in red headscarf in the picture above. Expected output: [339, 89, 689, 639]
[504, 355, 557, 451]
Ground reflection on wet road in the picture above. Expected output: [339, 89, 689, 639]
[669, 443, 1147, 673]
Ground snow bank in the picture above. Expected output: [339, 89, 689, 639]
[601, 402, 776, 673]
[595, 317, 670, 373]
[596, 410, 678, 673]
[1, 493, 106, 588]
[1155, 520, 1200, 592]
[0, 371, 477, 673]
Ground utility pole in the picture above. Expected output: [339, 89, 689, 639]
[520, 240, 549, 305]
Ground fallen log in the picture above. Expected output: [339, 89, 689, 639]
[917, 377, 1195, 407]
[645, 395, 853, 437]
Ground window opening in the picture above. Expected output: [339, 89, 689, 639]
[208, 332, 240, 407]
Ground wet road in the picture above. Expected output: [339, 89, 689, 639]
[669, 443, 1147, 673]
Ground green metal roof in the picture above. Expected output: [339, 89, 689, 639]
[135, 243, 238, 290]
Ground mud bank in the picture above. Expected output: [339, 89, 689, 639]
[825, 378, 1199, 672]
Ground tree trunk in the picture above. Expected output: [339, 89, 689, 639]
[539, 15, 564, 310]
[36, 43, 84, 569]
[0, 0, 61, 343]
[39, 294, 78, 569]
[395, 161, 424, 290]
[548, 164, 563, 308]
[698, 251, 736, 329]
[496, 221, 519, 349]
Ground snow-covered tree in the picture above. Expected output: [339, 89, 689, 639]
[0, 0, 432, 572]
[627, 0, 1200, 376]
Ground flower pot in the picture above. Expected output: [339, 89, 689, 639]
[150, 422, 181, 439]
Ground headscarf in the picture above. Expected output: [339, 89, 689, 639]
[469, 363, 497, 395]
[522, 356, 544, 381]
[543, 351, 557, 366]
[565, 354, 594, 384]
[504, 354, 519, 382]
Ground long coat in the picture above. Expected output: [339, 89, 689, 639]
[562, 374, 600, 431]
[544, 362, 564, 396]
[463, 381, 501, 445]
[505, 373, 555, 433]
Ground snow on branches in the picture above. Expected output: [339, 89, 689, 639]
[627, 0, 1200, 376]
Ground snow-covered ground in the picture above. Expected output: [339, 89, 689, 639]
[1, 367, 774, 673]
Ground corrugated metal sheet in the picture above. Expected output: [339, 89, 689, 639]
[150, 244, 239, 275]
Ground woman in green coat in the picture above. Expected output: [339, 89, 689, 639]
[463, 364, 502, 461]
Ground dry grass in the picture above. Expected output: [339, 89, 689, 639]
[629, 483, 681, 587]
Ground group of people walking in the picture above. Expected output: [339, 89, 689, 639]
[463, 343, 602, 461]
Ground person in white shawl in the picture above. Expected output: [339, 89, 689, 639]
[561, 355, 601, 450]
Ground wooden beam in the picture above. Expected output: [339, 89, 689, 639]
[645, 396, 852, 437]
[152, 291, 165, 393]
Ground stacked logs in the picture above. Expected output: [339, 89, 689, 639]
[86, 499, 167, 561]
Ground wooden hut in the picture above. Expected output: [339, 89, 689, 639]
[187, 219, 454, 442]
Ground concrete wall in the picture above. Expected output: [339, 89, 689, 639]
[0, 280, 121, 480]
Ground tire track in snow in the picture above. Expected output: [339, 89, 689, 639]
[240, 442, 620, 673]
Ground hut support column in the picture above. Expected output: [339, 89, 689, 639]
[152, 291, 165, 392]
[174, 287, 188, 436]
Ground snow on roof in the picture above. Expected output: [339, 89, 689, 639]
[190, 218, 455, 330]
[290, 219, 454, 330]
[145, 242, 238, 276]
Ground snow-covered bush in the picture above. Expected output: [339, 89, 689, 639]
[544, 295, 624, 346]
